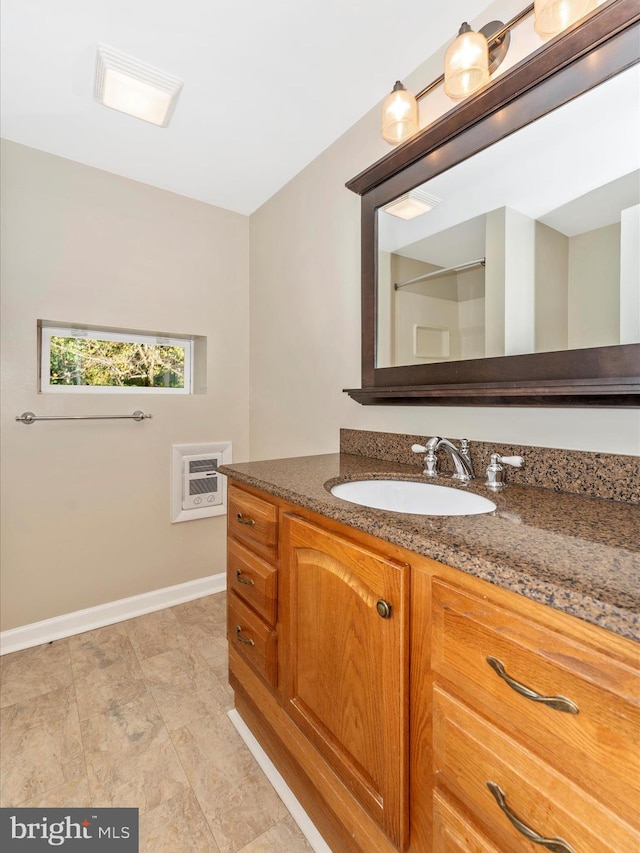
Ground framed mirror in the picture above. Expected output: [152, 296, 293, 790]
[346, 0, 640, 406]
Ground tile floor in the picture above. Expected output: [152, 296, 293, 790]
[0, 593, 314, 852]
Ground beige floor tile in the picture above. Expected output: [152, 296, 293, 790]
[19, 775, 92, 808]
[0, 640, 73, 708]
[171, 713, 255, 794]
[0, 592, 318, 851]
[179, 622, 229, 666]
[81, 693, 169, 758]
[150, 684, 226, 732]
[69, 623, 138, 679]
[138, 644, 217, 696]
[123, 608, 184, 660]
[70, 623, 148, 720]
[207, 763, 290, 853]
[171, 594, 226, 628]
[172, 715, 287, 853]
[0, 694, 84, 806]
[82, 694, 188, 814]
[75, 672, 150, 722]
[236, 814, 315, 853]
[1, 685, 75, 732]
[86, 738, 189, 814]
[139, 788, 220, 852]
[210, 671, 235, 713]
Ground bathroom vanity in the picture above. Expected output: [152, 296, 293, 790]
[219, 437, 640, 853]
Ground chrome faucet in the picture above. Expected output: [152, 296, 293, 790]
[413, 437, 475, 481]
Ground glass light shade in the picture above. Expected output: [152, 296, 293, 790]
[534, 0, 597, 38]
[444, 25, 490, 101]
[381, 82, 419, 145]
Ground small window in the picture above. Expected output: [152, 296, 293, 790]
[40, 324, 193, 394]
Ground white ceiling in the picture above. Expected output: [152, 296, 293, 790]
[0, 0, 489, 215]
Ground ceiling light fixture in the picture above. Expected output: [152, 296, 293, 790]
[94, 44, 183, 127]
[381, 188, 441, 220]
[382, 1, 599, 145]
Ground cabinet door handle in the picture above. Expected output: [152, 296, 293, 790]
[235, 626, 255, 646]
[236, 570, 255, 586]
[487, 782, 576, 853]
[376, 599, 392, 618]
[486, 656, 579, 714]
[236, 513, 255, 526]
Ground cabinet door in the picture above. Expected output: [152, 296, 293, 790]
[281, 513, 409, 848]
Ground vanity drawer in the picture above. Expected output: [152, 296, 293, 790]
[228, 484, 278, 559]
[227, 538, 277, 626]
[431, 579, 640, 829]
[433, 791, 501, 853]
[228, 591, 277, 688]
[433, 686, 638, 853]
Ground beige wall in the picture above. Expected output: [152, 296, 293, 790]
[568, 223, 621, 349]
[1, 141, 250, 631]
[249, 3, 640, 461]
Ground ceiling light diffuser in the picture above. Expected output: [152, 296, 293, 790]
[382, 189, 441, 220]
[94, 44, 183, 127]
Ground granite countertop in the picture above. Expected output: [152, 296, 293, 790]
[219, 452, 640, 643]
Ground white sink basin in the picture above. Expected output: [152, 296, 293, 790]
[330, 479, 496, 516]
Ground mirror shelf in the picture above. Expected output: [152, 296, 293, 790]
[346, 0, 640, 407]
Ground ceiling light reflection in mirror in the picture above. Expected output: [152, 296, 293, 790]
[376, 64, 640, 370]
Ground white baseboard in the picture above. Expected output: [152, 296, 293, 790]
[0, 573, 226, 655]
[228, 708, 332, 853]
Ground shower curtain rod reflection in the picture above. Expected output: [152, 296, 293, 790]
[394, 257, 485, 290]
[16, 410, 153, 425]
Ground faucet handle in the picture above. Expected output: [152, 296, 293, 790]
[499, 455, 523, 467]
[412, 444, 438, 477]
[485, 453, 524, 489]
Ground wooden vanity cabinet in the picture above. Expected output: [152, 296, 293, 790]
[421, 575, 640, 853]
[227, 485, 411, 853]
[226, 484, 279, 689]
[280, 513, 410, 848]
[225, 482, 640, 853]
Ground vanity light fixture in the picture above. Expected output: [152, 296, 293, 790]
[382, 0, 600, 144]
[381, 188, 441, 220]
[444, 20, 510, 101]
[534, 0, 597, 37]
[94, 44, 183, 127]
[381, 81, 419, 144]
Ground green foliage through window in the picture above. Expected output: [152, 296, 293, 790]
[49, 336, 186, 388]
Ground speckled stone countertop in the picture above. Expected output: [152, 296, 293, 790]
[219, 453, 640, 643]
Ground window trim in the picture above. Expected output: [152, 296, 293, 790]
[40, 325, 193, 394]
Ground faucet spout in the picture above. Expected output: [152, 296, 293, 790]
[426, 436, 475, 481]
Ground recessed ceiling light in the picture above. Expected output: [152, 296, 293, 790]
[94, 44, 183, 127]
[382, 188, 441, 220]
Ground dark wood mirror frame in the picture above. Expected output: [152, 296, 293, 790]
[346, 0, 640, 406]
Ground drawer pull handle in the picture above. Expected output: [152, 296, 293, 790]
[235, 626, 255, 646]
[236, 570, 255, 586]
[236, 513, 255, 526]
[486, 656, 579, 714]
[487, 782, 576, 853]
